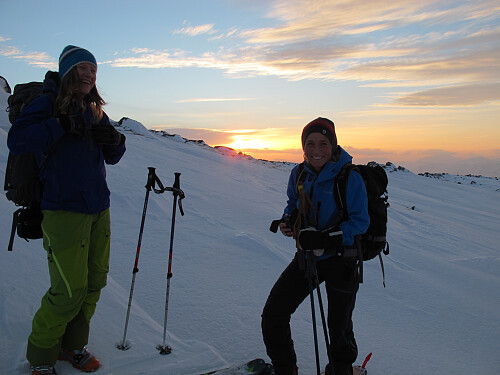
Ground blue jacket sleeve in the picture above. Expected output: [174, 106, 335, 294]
[283, 167, 298, 219]
[340, 170, 370, 246]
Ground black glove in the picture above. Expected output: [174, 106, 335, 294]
[90, 123, 125, 146]
[298, 227, 324, 250]
[58, 115, 87, 138]
[298, 226, 343, 251]
[322, 226, 343, 251]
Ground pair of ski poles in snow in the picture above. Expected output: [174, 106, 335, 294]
[117, 167, 185, 354]
[304, 250, 333, 375]
[304, 251, 371, 375]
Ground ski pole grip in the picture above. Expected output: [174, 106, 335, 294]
[173, 172, 181, 189]
[270, 219, 282, 233]
[173, 172, 185, 216]
[146, 167, 156, 190]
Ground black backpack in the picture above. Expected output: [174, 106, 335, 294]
[4, 81, 55, 251]
[333, 162, 390, 285]
[334, 162, 389, 261]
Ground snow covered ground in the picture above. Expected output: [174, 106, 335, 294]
[1, 90, 499, 374]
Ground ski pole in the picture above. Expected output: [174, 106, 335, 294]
[117, 167, 163, 351]
[305, 250, 321, 375]
[314, 270, 334, 371]
[157, 172, 185, 355]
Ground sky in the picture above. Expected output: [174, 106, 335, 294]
[1, 0, 500, 176]
[1, 112, 499, 375]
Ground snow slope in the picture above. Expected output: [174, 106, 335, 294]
[0, 96, 499, 374]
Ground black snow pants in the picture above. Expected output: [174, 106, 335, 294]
[261, 252, 359, 375]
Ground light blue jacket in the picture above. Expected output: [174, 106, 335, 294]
[283, 147, 369, 246]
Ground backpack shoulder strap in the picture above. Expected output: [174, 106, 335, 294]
[333, 163, 359, 224]
[295, 162, 306, 193]
[293, 162, 318, 235]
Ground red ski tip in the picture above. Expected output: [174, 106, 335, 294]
[361, 353, 372, 369]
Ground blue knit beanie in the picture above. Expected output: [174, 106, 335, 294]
[59, 45, 97, 79]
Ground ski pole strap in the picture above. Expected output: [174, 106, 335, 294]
[379, 252, 386, 288]
[167, 186, 185, 216]
[152, 175, 166, 194]
[8, 209, 22, 251]
[295, 181, 317, 249]
[146, 169, 186, 215]
[177, 195, 185, 216]
[357, 240, 364, 284]
[146, 167, 166, 193]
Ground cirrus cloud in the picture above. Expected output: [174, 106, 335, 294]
[173, 23, 216, 36]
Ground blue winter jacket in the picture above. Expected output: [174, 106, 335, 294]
[7, 78, 126, 214]
[283, 147, 369, 247]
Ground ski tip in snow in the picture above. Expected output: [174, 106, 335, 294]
[198, 353, 371, 375]
[353, 352, 372, 375]
[199, 358, 273, 375]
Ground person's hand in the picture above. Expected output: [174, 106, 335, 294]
[298, 227, 323, 250]
[298, 226, 343, 251]
[58, 115, 87, 138]
[279, 222, 294, 237]
[90, 123, 125, 146]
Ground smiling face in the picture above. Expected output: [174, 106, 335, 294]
[304, 132, 333, 172]
[75, 62, 97, 96]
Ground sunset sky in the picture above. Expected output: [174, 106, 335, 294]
[1, 0, 499, 175]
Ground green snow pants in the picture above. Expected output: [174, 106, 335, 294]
[27, 209, 111, 367]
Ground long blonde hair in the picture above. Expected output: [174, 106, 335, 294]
[55, 67, 105, 122]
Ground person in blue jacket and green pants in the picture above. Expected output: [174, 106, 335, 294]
[262, 118, 369, 375]
[8, 45, 126, 375]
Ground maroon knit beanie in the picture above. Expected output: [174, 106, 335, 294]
[301, 117, 337, 149]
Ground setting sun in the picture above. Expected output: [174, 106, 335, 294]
[223, 128, 298, 153]
[226, 135, 272, 150]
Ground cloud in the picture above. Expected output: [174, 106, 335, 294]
[345, 147, 500, 176]
[4, 2, 498, 108]
[395, 83, 500, 106]
[338, 44, 500, 86]
[0, 44, 56, 69]
[173, 23, 216, 36]
[241, 0, 497, 44]
[154, 127, 234, 145]
[103, 1, 499, 91]
[175, 98, 254, 103]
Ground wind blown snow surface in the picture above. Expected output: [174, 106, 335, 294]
[0, 90, 499, 374]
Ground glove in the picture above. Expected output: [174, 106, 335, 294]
[322, 227, 343, 251]
[58, 115, 87, 138]
[298, 226, 343, 252]
[90, 123, 125, 146]
[298, 227, 324, 250]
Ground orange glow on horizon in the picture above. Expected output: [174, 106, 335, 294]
[226, 136, 274, 151]
[223, 129, 299, 152]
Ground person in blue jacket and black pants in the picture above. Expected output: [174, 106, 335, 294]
[262, 117, 369, 375]
[8, 45, 126, 375]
